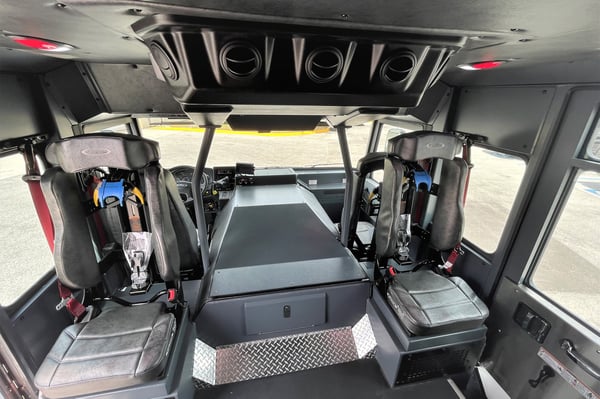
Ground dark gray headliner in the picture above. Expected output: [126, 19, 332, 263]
[0, 0, 599, 84]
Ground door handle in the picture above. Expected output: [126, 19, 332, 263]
[560, 339, 600, 381]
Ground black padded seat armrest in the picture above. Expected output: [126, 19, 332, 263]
[35, 303, 175, 399]
[386, 270, 489, 336]
[430, 158, 468, 250]
[375, 157, 406, 258]
[46, 133, 160, 173]
[145, 165, 180, 282]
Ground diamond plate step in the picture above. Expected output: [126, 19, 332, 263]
[193, 314, 377, 386]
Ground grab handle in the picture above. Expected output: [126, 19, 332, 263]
[560, 339, 600, 381]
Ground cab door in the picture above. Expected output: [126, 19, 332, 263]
[484, 87, 600, 399]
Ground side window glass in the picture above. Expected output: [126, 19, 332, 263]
[0, 154, 54, 306]
[530, 171, 600, 331]
[463, 147, 526, 253]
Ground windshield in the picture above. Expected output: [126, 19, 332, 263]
[140, 119, 371, 169]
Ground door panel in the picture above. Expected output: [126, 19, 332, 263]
[486, 278, 600, 398]
[484, 87, 600, 399]
[1, 274, 71, 377]
[9, 275, 72, 369]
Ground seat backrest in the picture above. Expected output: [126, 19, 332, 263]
[373, 132, 467, 260]
[42, 133, 198, 289]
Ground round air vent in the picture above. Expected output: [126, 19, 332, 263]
[380, 53, 416, 84]
[305, 47, 344, 84]
[150, 43, 178, 80]
[219, 42, 262, 80]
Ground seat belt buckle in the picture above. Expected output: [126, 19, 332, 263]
[56, 295, 74, 311]
[438, 245, 463, 273]
[167, 288, 177, 302]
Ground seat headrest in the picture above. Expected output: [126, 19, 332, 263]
[388, 131, 462, 161]
[46, 133, 160, 173]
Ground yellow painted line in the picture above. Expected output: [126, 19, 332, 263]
[148, 126, 330, 137]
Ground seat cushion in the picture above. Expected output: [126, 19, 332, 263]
[387, 270, 489, 336]
[35, 303, 176, 399]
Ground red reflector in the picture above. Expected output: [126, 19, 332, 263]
[8, 35, 74, 52]
[457, 60, 506, 71]
[471, 61, 504, 69]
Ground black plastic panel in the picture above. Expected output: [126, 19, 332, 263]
[132, 15, 461, 112]
[513, 302, 551, 343]
[215, 204, 347, 269]
[0, 74, 54, 143]
[196, 282, 370, 347]
[244, 292, 326, 335]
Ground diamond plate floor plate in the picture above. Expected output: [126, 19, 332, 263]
[352, 314, 377, 359]
[193, 338, 216, 385]
[193, 314, 378, 387]
[215, 327, 358, 385]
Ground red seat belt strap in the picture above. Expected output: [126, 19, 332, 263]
[56, 281, 87, 318]
[22, 145, 87, 320]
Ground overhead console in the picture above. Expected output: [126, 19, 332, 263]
[132, 15, 467, 126]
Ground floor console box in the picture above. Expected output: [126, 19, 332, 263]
[367, 289, 487, 386]
[208, 184, 367, 297]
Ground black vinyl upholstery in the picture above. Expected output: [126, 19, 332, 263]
[35, 303, 175, 399]
[45, 133, 160, 173]
[144, 164, 181, 282]
[164, 170, 201, 273]
[375, 157, 406, 258]
[41, 168, 101, 289]
[387, 132, 461, 162]
[386, 271, 489, 336]
[430, 158, 468, 251]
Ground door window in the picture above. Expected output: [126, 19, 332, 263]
[530, 170, 600, 331]
[0, 154, 54, 306]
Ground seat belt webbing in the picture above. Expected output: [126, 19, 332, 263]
[22, 144, 87, 320]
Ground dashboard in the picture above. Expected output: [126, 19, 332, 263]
[170, 166, 212, 202]
[169, 163, 257, 220]
[169, 164, 349, 230]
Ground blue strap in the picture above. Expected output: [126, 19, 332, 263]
[413, 170, 432, 191]
[98, 179, 126, 208]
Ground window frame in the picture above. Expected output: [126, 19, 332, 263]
[525, 164, 600, 332]
[523, 105, 600, 331]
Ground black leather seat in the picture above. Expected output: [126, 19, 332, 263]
[356, 132, 489, 336]
[34, 133, 196, 398]
[387, 270, 488, 335]
[35, 303, 175, 398]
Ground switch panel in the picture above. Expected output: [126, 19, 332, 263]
[513, 302, 551, 343]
